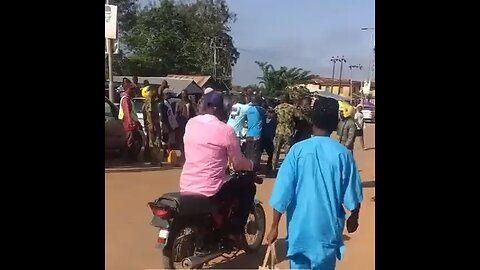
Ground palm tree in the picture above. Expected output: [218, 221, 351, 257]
[255, 61, 311, 96]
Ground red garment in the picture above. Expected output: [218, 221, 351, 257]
[125, 130, 136, 148]
[121, 94, 136, 131]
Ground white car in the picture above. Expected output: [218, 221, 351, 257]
[363, 107, 375, 123]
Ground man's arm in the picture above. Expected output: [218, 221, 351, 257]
[342, 151, 363, 233]
[267, 149, 296, 243]
[160, 102, 172, 131]
[357, 113, 364, 129]
[225, 127, 253, 171]
[175, 101, 181, 117]
[344, 121, 356, 148]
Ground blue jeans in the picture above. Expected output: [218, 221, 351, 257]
[289, 253, 336, 270]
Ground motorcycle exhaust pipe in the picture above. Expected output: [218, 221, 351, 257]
[181, 250, 224, 269]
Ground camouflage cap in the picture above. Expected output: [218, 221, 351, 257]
[289, 86, 311, 101]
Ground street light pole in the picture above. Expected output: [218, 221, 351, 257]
[106, 0, 114, 101]
[361, 27, 375, 83]
[338, 56, 346, 95]
[349, 64, 362, 99]
[330, 56, 340, 92]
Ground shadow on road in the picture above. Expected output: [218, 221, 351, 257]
[105, 161, 177, 173]
[209, 239, 287, 269]
[362, 180, 375, 188]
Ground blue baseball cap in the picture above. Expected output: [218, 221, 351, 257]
[204, 91, 224, 110]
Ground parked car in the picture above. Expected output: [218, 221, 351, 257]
[105, 97, 126, 155]
[363, 106, 375, 123]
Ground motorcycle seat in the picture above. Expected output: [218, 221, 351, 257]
[158, 192, 213, 216]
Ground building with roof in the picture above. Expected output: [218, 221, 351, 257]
[167, 74, 230, 93]
[112, 76, 203, 96]
[295, 75, 375, 100]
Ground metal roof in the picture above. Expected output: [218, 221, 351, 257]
[167, 74, 212, 87]
[112, 76, 203, 96]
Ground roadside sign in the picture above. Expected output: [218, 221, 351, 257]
[105, 5, 117, 39]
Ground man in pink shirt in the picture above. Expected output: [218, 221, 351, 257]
[180, 91, 254, 247]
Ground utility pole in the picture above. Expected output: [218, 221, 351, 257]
[210, 38, 222, 80]
[330, 56, 340, 92]
[106, 0, 114, 101]
[348, 64, 362, 99]
[361, 27, 375, 83]
[338, 56, 347, 95]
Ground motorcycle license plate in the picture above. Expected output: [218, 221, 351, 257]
[158, 229, 169, 239]
[156, 229, 170, 248]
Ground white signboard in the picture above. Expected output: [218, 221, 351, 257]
[105, 5, 117, 39]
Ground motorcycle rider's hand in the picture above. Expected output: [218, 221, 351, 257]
[266, 225, 278, 244]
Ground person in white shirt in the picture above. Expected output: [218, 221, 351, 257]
[227, 95, 250, 138]
[354, 105, 366, 150]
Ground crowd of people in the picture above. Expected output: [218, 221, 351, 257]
[114, 82, 369, 269]
[117, 78, 198, 165]
[224, 88, 367, 176]
[116, 77, 368, 169]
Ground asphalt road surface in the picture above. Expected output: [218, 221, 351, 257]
[105, 124, 375, 270]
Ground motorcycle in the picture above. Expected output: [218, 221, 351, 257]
[148, 171, 266, 269]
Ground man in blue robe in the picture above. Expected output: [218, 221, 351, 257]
[267, 97, 363, 270]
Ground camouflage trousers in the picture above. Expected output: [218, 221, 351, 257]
[272, 134, 292, 172]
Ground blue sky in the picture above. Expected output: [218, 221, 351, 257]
[139, 0, 375, 86]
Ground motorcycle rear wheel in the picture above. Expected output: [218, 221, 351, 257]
[162, 226, 202, 269]
[244, 203, 266, 253]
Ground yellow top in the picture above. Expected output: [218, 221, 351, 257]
[141, 86, 150, 98]
[118, 96, 139, 121]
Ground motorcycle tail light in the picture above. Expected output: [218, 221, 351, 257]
[149, 205, 171, 218]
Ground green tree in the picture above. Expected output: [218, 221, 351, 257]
[123, 0, 191, 76]
[255, 61, 311, 97]
[114, 0, 239, 85]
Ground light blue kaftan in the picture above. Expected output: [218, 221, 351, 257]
[269, 136, 363, 270]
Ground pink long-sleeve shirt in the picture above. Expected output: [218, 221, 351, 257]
[180, 114, 253, 197]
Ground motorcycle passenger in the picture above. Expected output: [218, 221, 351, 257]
[179, 90, 255, 251]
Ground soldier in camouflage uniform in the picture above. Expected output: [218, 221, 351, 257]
[289, 86, 311, 103]
[142, 86, 162, 166]
[292, 96, 313, 145]
[272, 94, 296, 171]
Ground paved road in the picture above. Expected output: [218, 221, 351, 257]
[105, 124, 375, 270]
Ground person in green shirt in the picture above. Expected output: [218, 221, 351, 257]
[142, 86, 162, 166]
